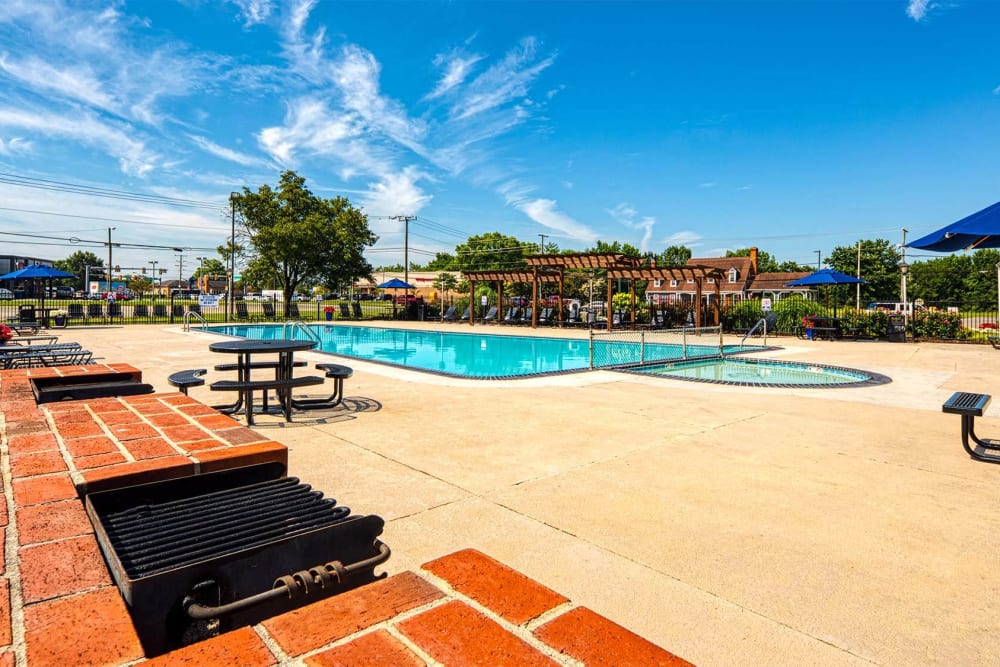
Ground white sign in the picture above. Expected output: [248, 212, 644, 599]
[199, 294, 220, 308]
[761, 298, 772, 312]
[481, 295, 488, 306]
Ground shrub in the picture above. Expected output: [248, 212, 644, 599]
[910, 309, 962, 340]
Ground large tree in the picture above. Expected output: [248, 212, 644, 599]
[826, 239, 900, 307]
[454, 232, 528, 272]
[52, 251, 103, 290]
[657, 245, 692, 267]
[233, 171, 377, 311]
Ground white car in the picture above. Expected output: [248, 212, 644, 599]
[0, 288, 13, 300]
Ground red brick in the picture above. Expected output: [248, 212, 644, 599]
[194, 441, 287, 473]
[51, 409, 98, 424]
[0, 529, 5, 574]
[56, 419, 105, 439]
[108, 422, 159, 441]
[399, 600, 557, 666]
[0, 651, 12, 667]
[2, 401, 44, 420]
[16, 499, 91, 545]
[214, 426, 269, 445]
[143, 627, 276, 666]
[10, 450, 67, 478]
[85, 398, 127, 413]
[5, 419, 49, 436]
[179, 438, 225, 452]
[6, 432, 59, 455]
[194, 413, 243, 430]
[0, 580, 8, 647]
[19, 535, 112, 603]
[160, 424, 213, 443]
[13, 474, 78, 506]
[423, 549, 568, 625]
[173, 403, 219, 416]
[262, 571, 444, 657]
[0, 503, 6, 529]
[73, 451, 129, 470]
[126, 436, 181, 460]
[63, 435, 119, 458]
[24, 586, 143, 665]
[305, 630, 425, 667]
[76, 456, 195, 495]
[534, 606, 693, 666]
[146, 412, 191, 428]
[95, 410, 139, 425]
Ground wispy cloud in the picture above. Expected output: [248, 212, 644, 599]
[229, 0, 274, 26]
[359, 166, 432, 217]
[906, 0, 934, 21]
[0, 136, 31, 156]
[426, 49, 483, 100]
[609, 202, 655, 252]
[188, 134, 272, 168]
[516, 198, 598, 243]
[452, 37, 555, 121]
[663, 231, 703, 247]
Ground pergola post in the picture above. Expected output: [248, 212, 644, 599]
[606, 274, 613, 331]
[630, 280, 636, 329]
[695, 279, 703, 328]
[713, 283, 721, 325]
[531, 267, 538, 327]
[469, 280, 475, 326]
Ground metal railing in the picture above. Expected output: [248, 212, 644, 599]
[182, 311, 207, 331]
[281, 320, 320, 343]
[741, 317, 769, 348]
[588, 325, 724, 370]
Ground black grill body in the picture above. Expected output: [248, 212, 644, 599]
[85, 463, 387, 657]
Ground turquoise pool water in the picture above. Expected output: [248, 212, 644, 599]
[203, 324, 739, 379]
[628, 357, 883, 387]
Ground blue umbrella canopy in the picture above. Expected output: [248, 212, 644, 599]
[907, 200, 1000, 252]
[784, 268, 865, 287]
[377, 277, 415, 289]
[0, 263, 75, 280]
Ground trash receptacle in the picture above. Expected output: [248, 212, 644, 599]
[417, 305, 425, 321]
[324, 307, 333, 321]
[887, 315, 906, 342]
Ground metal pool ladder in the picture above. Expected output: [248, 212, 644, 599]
[282, 320, 320, 343]
[182, 311, 207, 332]
[741, 317, 770, 348]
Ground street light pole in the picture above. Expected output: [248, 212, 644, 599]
[815, 250, 821, 271]
[229, 193, 237, 322]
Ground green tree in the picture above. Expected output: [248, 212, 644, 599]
[233, 171, 377, 313]
[455, 232, 528, 272]
[433, 272, 459, 303]
[424, 252, 458, 271]
[826, 239, 900, 308]
[777, 260, 815, 272]
[657, 245, 692, 267]
[127, 276, 153, 296]
[726, 248, 779, 273]
[193, 259, 227, 279]
[588, 240, 642, 257]
[52, 251, 103, 291]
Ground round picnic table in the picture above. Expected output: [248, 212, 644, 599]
[208, 338, 318, 423]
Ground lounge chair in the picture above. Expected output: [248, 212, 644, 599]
[339, 303, 352, 319]
[107, 302, 123, 321]
[287, 303, 301, 319]
[153, 304, 169, 319]
[500, 307, 520, 324]
[133, 304, 150, 319]
[565, 309, 581, 326]
[537, 307, 554, 325]
[86, 303, 104, 320]
[459, 306, 471, 322]
[262, 302, 277, 320]
[482, 306, 498, 323]
[519, 307, 533, 324]
[235, 302, 251, 321]
[990, 336, 1000, 349]
[352, 302, 364, 319]
[67, 303, 85, 322]
[188, 303, 201, 315]
[171, 305, 185, 317]
[441, 305, 457, 321]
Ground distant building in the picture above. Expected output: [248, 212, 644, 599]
[0, 255, 56, 296]
[355, 271, 461, 302]
[645, 247, 811, 305]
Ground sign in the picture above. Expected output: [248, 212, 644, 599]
[761, 298, 772, 312]
[481, 295, 488, 306]
[199, 294, 220, 308]
[315, 295, 323, 302]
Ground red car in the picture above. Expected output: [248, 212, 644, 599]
[393, 294, 421, 304]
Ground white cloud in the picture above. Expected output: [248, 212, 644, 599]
[426, 50, 483, 100]
[609, 202, 655, 252]
[698, 182, 716, 188]
[0, 106, 158, 176]
[359, 166, 431, 217]
[188, 134, 271, 168]
[906, 0, 934, 21]
[452, 37, 555, 121]
[0, 136, 31, 156]
[229, 0, 274, 26]
[516, 198, 598, 243]
[662, 231, 703, 247]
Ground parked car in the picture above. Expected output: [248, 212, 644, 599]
[245, 293, 262, 301]
[0, 288, 13, 300]
[393, 294, 421, 305]
[293, 293, 310, 302]
[353, 293, 375, 301]
[377, 293, 394, 301]
[509, 296, 530, 307]
[55, 286, 75, 298]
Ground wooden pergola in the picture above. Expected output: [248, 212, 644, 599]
[462, 253, 725, 329]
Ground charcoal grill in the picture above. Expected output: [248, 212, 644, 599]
[84, 462, 390, 657]
[31, 372, 154, 403]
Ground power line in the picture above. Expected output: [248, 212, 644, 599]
[0, 206, 230, 231]
[0, 172, 225, 210]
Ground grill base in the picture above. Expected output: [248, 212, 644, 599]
[85, 463, 387, 657]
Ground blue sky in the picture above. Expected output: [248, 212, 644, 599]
[1, 0, 998, 276]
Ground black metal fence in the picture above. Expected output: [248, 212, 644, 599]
[0, 297, 441, 327]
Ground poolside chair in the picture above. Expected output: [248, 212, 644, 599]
[262, 302, 277, 320]
[86, 303, 104, 321]
[339, 303, 352, 319]
[441, 305, 457, 321]
[519, 307, 533, 324]
[287, 303, 301, 319]
[188, 303, 201, 315]
[235, 302, 251, 321]
[133, 304, 150, 319]
[990, 336, 1000, 350]
[106, 302, 123, 321]
[67, 303, 85, 322]
[153, 304, 168, 319]
[565, 308, 581, 326]
[352, 302, 364, 319]
[482, 305, 498, 323]
[500, 307, 520, 324]
[537, 307, 554, 325]
[171, 305, 185, 317]
[458, 306, 471, 322]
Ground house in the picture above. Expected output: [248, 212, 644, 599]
[645, 247, 811, 305]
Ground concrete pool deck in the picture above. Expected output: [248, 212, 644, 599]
[16, 323, 1000, 665]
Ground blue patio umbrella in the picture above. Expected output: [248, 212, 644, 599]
[376, 277, 415, 290]
[907, 200, 1000, 252]
[0, 264, 77, 320]
[785, 269, 865, 316]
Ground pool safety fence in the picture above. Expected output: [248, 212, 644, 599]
[588, 325, 725, 370]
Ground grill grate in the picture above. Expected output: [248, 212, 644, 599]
[85, 463, 389, 657]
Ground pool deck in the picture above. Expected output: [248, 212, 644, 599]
[9, 322, 1000, 665]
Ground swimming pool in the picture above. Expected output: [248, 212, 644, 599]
[625, 357, 889, 387]
[203, 324, 743, 379]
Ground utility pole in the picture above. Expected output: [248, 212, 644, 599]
[900, 228, 908, 308]
[539, 233, 548, 254]
[391, 215, 416, 296]
[814, 250, 821, 271]
[107, 227, 114, 294]
[856, 241, 861, 310]
[229, 193, 238, 322]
